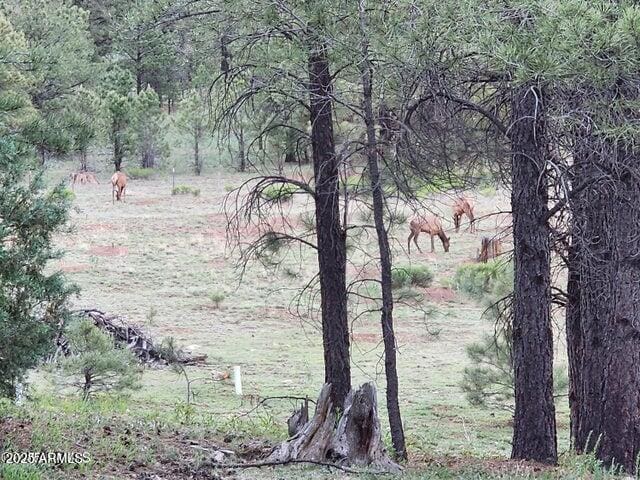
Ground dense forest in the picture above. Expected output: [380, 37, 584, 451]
[1, 0, 640, 479]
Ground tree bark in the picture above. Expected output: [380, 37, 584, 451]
[565, 238, 582, 449]
[566, 136, 588, 450]
[572, 141, 640, 472]
[509, 84, 557, 464]
[113, 120, 124, 171]
[194, 125, 201, 175]
[358, 0, 406, 460]
[308, 41, 350, 410]
[237, 124, 246, 172]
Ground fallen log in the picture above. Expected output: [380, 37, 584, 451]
[268, 383, 401, 473]
[55, 309, 207, 366]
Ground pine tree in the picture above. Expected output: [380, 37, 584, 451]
[0, 13, 76, 399]
[57, 319, 142, 401]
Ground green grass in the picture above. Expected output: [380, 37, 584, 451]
[2, 160, 583, 478]
[172, 184, 201, 196]
[125, 166, 156, 180]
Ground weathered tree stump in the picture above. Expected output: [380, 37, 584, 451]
[268, 383, 401, 472]
[287, 399, 309, 437]
[70, 172, 99, 189]
[477, 236, 502, 263]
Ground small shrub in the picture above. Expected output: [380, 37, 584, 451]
[261, 183, 299, 202]
[454, 260, 512, 301]
[145, 306, 157, 327]
[126, 167, 155, 180]
[461, 333, 568, 410]
[391, 265, 433, 289]
[172, 184, 200, 196]
[59, 187, 76, 201]
[208, 291, 225, 309]
[56, 319, 142, 400]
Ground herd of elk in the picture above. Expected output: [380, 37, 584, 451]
[81, 175, 501, 261]
[407, 197, 502, 260]
[111, 171, 127, 203]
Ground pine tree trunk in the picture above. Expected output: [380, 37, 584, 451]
[358, 0, 406, 460]
[114, 122, 124, 172]
[237, 125, 246, 172]
[572, 142, 640, 472]
[194, 126, 201, 175]
[79, 150, 88, 172]
[509, 84, 557, 464]
[308, 42, 350, 411]
[566, 139, 587, 450]
[565, 238, 582, 449]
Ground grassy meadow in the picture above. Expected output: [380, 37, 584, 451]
[1, 141, 593, 479]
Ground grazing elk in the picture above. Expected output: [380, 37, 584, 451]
[111, 171, 127, 204]
[407, 215, 450, 254]
[452, 197, 476, 233]
[477, 237, 502, 263]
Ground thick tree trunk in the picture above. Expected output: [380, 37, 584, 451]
[358, 0, 406, 460]
[509, 84, 557, 463]
[565, 238, 582, 449]
[308, 42, 350, 410]
[572, 142, 640, 472]
[566, 137, 587, 450]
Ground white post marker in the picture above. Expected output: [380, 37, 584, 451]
[233, 366, 243, 396]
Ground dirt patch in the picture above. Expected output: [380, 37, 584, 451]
[85, 222, 119, 233]
[425, 286, 456, 303]
[58, 262, 91, 273]
[352, 333, 380, 344]
[89, 245, 129, 256]
[0, 417, 33, 450]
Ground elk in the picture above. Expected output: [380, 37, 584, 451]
[111, 171, 127, 203]
[452, 197, 476, 233]
[477, 237, 502, 263]
[407, 215, 450, 254]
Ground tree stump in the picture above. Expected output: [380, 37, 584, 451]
[287, 399, 309, 437]
[268, 383, 401, 472]
[70, 172, 99, 189]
